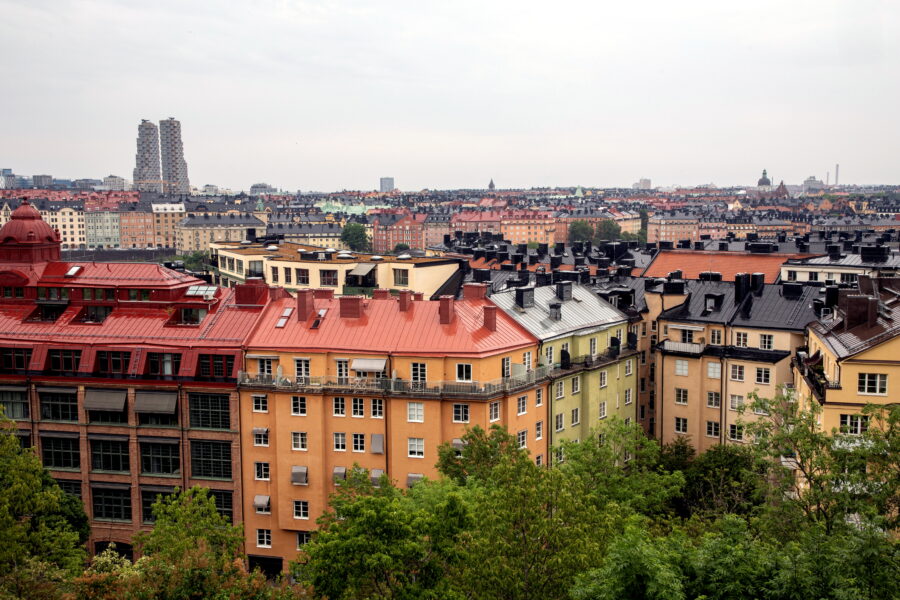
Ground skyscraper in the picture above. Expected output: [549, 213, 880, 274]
[159, 118, 190, 194]
[133, 119, 162, 193]
[379, 177, 395, 193]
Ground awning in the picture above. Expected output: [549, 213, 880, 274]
[39, 430, 79, 439]
[351, 358, 386, 372]
[669, 324, 705, 331]
[36, 387, 77, 394]
[83, 389, 126, 411]
[88, 433, 128, 442]
[407, 473, 424, 488]
[291, 465, 308, 485]
[137, 436, 179, 445]
[252, 427, 268, 435]
[141, 485, 175, 494]
[0, 385, 27, 392]
[253, 495, 270, 511]
[333, 466, 347, 482]
[134, 391, 177, 414]
[452, 438, 466, 450]
[370, 468, 385, 486]
[91, 482, 131, 491]
[348, 263, 376, 277]
[371, 434, 384, 455]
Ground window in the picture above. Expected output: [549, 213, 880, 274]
[320, 269, 338, 286]
[257, 529, 272, 548]
[411, 362, 427, 383]
[729, 424, 744, 442]
[197, 354, 234, 378]
[599, 401, 607, 419]
[599, 371, 607, 388]
[675, 360, 688, 376]
[270, 266, 279, 282]
[500, 356, 511, 378]
[284, 267, 292, 284]
[407, 402, 424, 422]
[840, 414, 869, 435]
[675, 388, 688, 405]
[453, 403, 470, 423]
[291, 430, 309, 450]
[190, 440, 232, 479]
[91, 439, 129, 472]
[148, 352, 181, 376]
[589, 338, 597, 356]
[523, 351, 533, 371]
[707, 391, 721, 408]
[787, 270, 797, 281]
[189, 393, 230, 429]
[555, 381, 564, 399]
[141, 489, 174, 523]
[140, 442, 179, 474]
[296, 268, 309, 285]
[681, 329, 694, 343]
[371, 398, 384, 418]
[858, 373, 887, 395]
[294, 500, 309, 519]
[756, 368, 771, 385]
[0, 348, 32, 373]
[710, 329, 722, 345]
[256, 496, 271, 514]
[535, 389, 543, 406]
[127, 289, 151, 301]
[352, 397, 364, 417]
[254, 429, 269, 446]
[707, 362, 721, 379]
[456, 363, 472, 382]
[624, 389, 633, 405]
[675, 417, 688, 434]
[706, 421, 720, 437]
[295, 358, 310, 380]
[95, 351, 130, 375]
[517, 430, 527, 449]
[255, 462, 270, 480]
[535, 454, 543, 466]
[0, 390, 28, 419]
[393, 269, 409, 286]
[561, 342, 569, 355]
[625, 360, 633, 376]
[571, 376, 580, 394]
[352, 433, 365, 452]
[487, 400, 501, 422]
[333, 433, 346, 451]
[840, 273, 857, 284]
[808, 271, 818, 281]
[257, 359, 273, 378]
[730, 364, 744, 381]
[92, 488, 131, 522]
[545, 346, 553, 365]
[735, 332, 748, 347]
[333, 397, 346, 417]
[292, 396, 307, 416]
[297, 531, 312, 548]
[571, 408, 580, 425]
[40, 391, 78, 421]
[759, 334, 774, 350]
[555, 413, 564, 431]
[513, 395, 526, 415]
[408, 437, 424, 458]
[536, 420, 543, 440]
[42, 436, 80, 469]
[252, 395, 268, 412]
[729, 394, 744, 411]
[47, 349, 81, 373]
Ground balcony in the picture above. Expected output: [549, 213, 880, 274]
[791, 354, 840, 403]
[238, 365, 554, 398]
[658, 340, 706, 355]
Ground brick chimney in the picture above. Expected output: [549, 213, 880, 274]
[463, 283, 487, 300]
[373, 289, 390, 299]
[340, 296, 363, 318]
[483, 305, 497, 331]
[413, 292, 424, 301]
[313, 289, 334, 300]
[867, 296, 879, 328]
[399, 290, 412, 312]
[296, 289, 315, 321]
[439, 296, 455, 324]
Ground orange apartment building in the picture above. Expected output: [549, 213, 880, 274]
[500, 211, 557, 245]
[237, 284, 547, 572]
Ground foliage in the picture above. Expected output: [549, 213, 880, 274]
[340, 223, 370, 252]
[392, 243, 410, 254]
[0, 416, 87, 599]
[568, 220, 594, 242]
[593, 219, 622, 242]
[158, 251, 207, 272]
[436, 425, 530, 485]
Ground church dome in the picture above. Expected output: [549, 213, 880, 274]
[757, 169, 771, 187]
[0, 201, 60, 244]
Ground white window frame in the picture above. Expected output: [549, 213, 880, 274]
[255, 461, 270, 481]
[333, 396, 346, 417]
[352, 397, 365, 417]
[453, 403, 470, 423]
[707, 391, 721, 408]
[707, 362, 721, 379]
[675, 359, 688, 376]
[371, 398, 384, 418]
[252, 394, 268, 413]
[599, 401, 607, 419]
[333, 432, 346, 451]
[352, 433, 365, 452]
[456, 363, 472, 382]
[858, 373, 887, 396]
[291, 395, 307, 416]
[408, 437, 424, 458]
[292, 431, 307, 451]
[599, 371, 607, 388]
[257, 529, 272, 548]
[407, 401, 424, 423]
[675, 416, 688, 434]
[293, 499, 309, 520]
[489, 400, 500, 422]
[730, 364, 744, 382]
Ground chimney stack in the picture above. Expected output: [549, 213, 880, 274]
[463, 283, 487, 300]
[296, 289, 315, 321]
[549, 302, 562, 321]
[483, 305, 497, 331]
[372, 289, 390, 299]
[398, 290, 412, 312]
[339, 296, 363, 318]
[439, 296, 455, 324]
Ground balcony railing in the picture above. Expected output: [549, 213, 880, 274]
[659, 340, 706, 355]
[239, 365, 555, 397]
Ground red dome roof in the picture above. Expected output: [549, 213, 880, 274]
[0, 201, 60, 244]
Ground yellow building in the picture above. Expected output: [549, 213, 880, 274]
[175, 213, 266, 253]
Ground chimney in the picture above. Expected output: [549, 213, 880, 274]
[751, 272, 765, 292]
[556, 281, 573, 301]
[373, 289, 390, 299]
[399, 290, 412, 311]
[549, 302, 562, 321]
[463, 283, 487, 300]
[734, 273, 751, 303]
[413, 292, 424, 301]
[339, 296, 363, 318]
[515, 287, 535, 308]
[844, 295, 869, 329]
[296, 289, 315, 321]
[313, 289, 334, 299]
[483, 305, 497, 331]
[867, 296, 879, 327]
[825, 285, 839, 309]
[439, 296, 455, 324]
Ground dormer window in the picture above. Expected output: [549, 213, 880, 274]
[148, 353, 181, 376]
[79, 305, 112, 323]
[128, 289, 151, 301]
[37, 287, 69, 301]
[47, 349, 82, 374]
[178, 308, 207, 325]
[96, 351, 131, 375]
[83, 288, 116, 301]
[2, 287, 24, 299]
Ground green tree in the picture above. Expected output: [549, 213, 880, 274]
[681, 443, 767, 518]
[0, 416, 87, 599]
[340, 223, 370, 252]
[593, 220, 622, 242]
[568, 220, 594, 243]
[392, 243, 410, 254]
[436, 425, 530, 486]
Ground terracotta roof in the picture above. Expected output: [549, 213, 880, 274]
[642, 250, 809, 282]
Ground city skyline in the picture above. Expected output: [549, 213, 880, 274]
[1, 1, 898, 191]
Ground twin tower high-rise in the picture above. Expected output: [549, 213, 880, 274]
[133, 118, 190, 194]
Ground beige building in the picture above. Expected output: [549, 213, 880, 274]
[211, 241, 461, 299]
[153, 202, 186, 248]
[175, 213, 266, 253]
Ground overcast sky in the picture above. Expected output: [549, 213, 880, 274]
[1, 0, 898, 191]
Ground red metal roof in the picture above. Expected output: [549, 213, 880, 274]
[40, 261, 201, 288]
[642, 250, 810, 282]
[247, 296, 537, 357]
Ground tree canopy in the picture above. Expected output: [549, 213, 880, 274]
[340, 223, 370, 252]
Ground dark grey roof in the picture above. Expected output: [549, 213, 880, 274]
[178, 214, 265, 227]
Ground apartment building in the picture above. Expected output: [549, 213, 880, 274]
[236, 284, 546, 572]
[500, 211, 557, 245]
[152, 202, 186, 249]
[266, 222, 348, 249]
[85, 210, 121, 249]
[655, 275, 817, 451]
[0, 202, 285, 558]
[781, 244, 900, 285]
[117, 207, 155, 248]
[490, 282, 639, 448]
[175, 213, 266, 253]
[211, 241, 461, 299]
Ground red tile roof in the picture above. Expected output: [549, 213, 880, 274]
[247, 296, 536, 358]
[642, 250, 811, 282]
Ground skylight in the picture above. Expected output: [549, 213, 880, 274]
[64, 266, 83, 277]
[275, 317, 289, 328]
[185, 285, 218, 297]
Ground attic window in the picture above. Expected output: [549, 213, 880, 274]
[64, 266, 82, 278]
[275, 317, 289, 328]
[186, 285, 217, 297]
